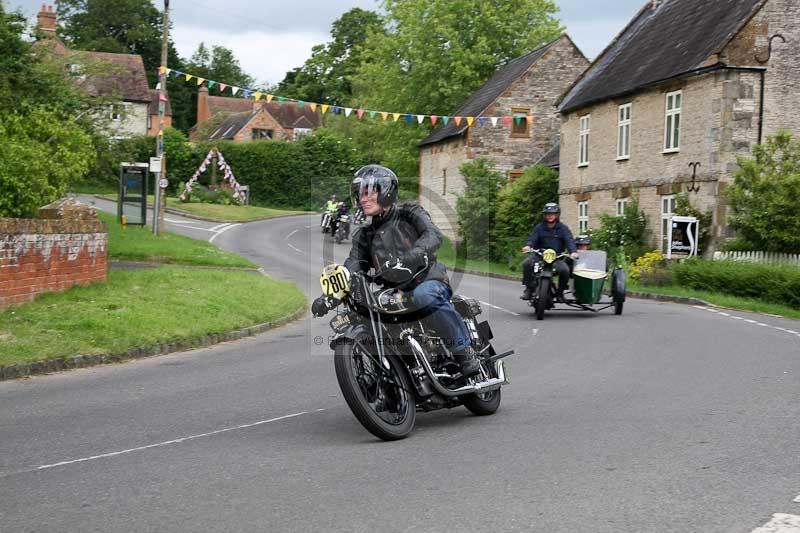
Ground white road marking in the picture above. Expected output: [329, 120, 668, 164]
[695, 307, 799, 341]
[794, 494, 800, 503]
[164, 217, 194, 224]
[285, 229, 299, 240]
[462, 295, 521, 317]
[287, 243, 306, 254]
[208, 222, 232, 232]
[750, 513, 800, 532]
[36, 410, 318, 471]
[208, 223, 241, 243]
[532, 329, 539, 336]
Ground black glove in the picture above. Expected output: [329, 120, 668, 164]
[312, 296, 331, 317]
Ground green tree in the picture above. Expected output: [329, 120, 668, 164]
[278, 8, 383, 105]
[589, 200, 648, 266]
[353, 0, 562, 114]
[455, 159, 504, 259]
[0, 107, 95, 217]
[727, 130, 800, 253]
[187, 43, 254, 91]
[491, 164, 559, 265]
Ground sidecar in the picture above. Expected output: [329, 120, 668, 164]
[563, 251, 626, 315]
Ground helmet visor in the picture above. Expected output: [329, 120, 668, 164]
[351, 175, 392, 208]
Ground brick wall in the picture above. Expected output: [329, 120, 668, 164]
[0, 199, 108, 309]
[233, 108, 288, 141]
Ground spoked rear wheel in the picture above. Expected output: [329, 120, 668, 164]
[334, 339, 416, 440]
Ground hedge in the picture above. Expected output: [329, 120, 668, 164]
[671, 259, 800, 309]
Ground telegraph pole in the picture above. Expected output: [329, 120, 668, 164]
[153, 0, 169, 235]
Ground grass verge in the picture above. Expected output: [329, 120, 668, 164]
[98, 194, 310, 222]
[100, 211, 255, 268]
[0, 266, 306, 366]
[438, 238, 519, 278]
[629, 282, 800, 320]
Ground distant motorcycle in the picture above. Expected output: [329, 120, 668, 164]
[334, 214, 351, 244]
[315, 261, 513, 440]
[320, 211, 336, 233]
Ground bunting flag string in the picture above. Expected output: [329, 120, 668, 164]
[160, 65, 537, 129]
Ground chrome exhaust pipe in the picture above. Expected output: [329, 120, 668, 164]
[403, 335, 509, 398]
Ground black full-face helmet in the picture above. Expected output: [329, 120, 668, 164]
[575, 234, 592, 246]
[351, 165, 398, 209]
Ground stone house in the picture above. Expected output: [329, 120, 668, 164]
[557, 0, 799, 254]
[191, 87, 321, 142]
[418, 35, 589, 238]
[35, 5, 164, 139]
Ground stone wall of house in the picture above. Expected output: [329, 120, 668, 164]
[0, 199, 108, 309]
[419, 135, 468, 237]
[559, 68, 762, 251]
[108, 102, 149, 138]
[233, 110, 288, 142]
[469, 36, 589, 176]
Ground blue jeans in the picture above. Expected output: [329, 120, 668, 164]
[410, 280, 471, 355]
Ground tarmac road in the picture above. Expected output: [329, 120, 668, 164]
[1, 209, 799, 532]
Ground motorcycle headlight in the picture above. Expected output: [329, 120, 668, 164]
[543, 249, 557, 264]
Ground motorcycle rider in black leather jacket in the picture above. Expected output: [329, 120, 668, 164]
[312, 165, 481, 377]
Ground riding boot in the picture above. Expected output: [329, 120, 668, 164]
[453, 346, 481, 378]
[520, 287, 533, 300]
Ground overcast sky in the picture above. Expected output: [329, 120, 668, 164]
[8, 0, 644, 87]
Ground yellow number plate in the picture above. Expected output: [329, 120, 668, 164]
[320, 264, 351, 299]
[543, 249, 557, 263]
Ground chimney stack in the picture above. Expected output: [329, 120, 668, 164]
[37, 4, 57, 39]
[197, 86, 210, 125]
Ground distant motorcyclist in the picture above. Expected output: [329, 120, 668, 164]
[312, 165, 481, 377]
[331, 201, 351, 239]
[520, 203, 577, 302]
[325, 195, 338, 213]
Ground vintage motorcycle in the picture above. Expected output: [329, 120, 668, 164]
[525, 248, 626, 320]
[316, 262, 513, 440]
[333, 213, 351, 244]
[320, 211, 336, 234]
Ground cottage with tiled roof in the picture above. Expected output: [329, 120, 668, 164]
[35, 4, 163, 139]
[557, 0, 799, 254]
[417, 35, 588, 238]
[191, 87, 321, 142]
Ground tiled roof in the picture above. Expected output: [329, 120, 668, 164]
[558, 0, 765, 113]
[80, 51, 152, 103]
[419, 37, 561, 147]
[205, 97, 322, 130]
[208, 111, 256, 140]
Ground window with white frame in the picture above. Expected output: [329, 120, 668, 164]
[660, 194, 677, 253]
[617, 103, 631, 159]
[664, 91, 681, 152]
[578, 201, 589, 232]
[578, 115, 590, 166]
[109, 103, 125, 121]
[293, 128, 312, 140]
[616, 198, 628, 217]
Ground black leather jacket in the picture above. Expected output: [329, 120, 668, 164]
[344, 203, 449, 288]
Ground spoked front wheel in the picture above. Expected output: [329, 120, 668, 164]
[334, 339, 416, 440]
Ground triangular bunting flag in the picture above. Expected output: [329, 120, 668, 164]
[219, 83, 227, 92]
[526, 115, 534, 124]
[266, 94, 274, 103]
[243, 89, 252, 98]
[368, 110, 377, 118]
[503, 116, 511, 125]
[478, 117, 486, 126]
[321, 104, 329, 114]
[207, 80, 216, 89]
[392, 113, 401, 122]
[454, 116, 462, 126]
[196, 77, 205, 86]
[277, 96, 286, 103]
[297, 101, 305, 108]
[333, 106, 341, 114]
[490, 117, 499, 127]
[466, 117, 474, 126]
[310, 103, 317, 112]
[357, 109, 365, 119]
[417, 115, 425, 124]
[185, 73, 193, 82]
[442, 116, 450, 125]
[344, 107, 352, 117]
[430, 115, 438, 125]
[514, 116, 522, 125]
[159, 66, 167, 75]
[254, 91, 263, 100]
[404, 114, 413, 123]
[380, 112, 388, 120]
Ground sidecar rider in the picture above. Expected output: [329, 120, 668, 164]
[312, 164, 481, 377]
[521, 203, 578, 302]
